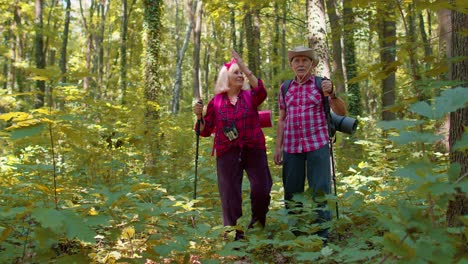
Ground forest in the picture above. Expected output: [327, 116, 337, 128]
[0, 0, 467, 263]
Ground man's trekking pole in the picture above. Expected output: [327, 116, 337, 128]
[329, 138, 339, 220]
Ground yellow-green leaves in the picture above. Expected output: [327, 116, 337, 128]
[382, 232, 415, 260]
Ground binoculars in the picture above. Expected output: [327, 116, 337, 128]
[330, 112, 358, 135]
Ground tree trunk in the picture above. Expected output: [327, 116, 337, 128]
[281, 1, 287, 72]
[2, 31, 7, 91]
[343, 0, 361, 116]
[143, 0, 164, 173]
[96, 0, 108, 99]
[79, 0, 95, 92]
[419, 11, 432, 65]
[446, 8, 468, 228]
[273, 1, 280, 79]
[144, 0, 163, 117]
[120, 0, 128, 104]
[244, 8, 261, 78]
[60, 0, 71, 83]
[326, 0, 345, 94]
[192, 0, 202, 100]
[378, 2, 396, 121]
[171, 0, 194, 114]
[12, 5, 25, 94]
[35, 0, 46, 108]
[230, 9, 237, 51]
[307, 0, 331, 78]
[203, 39, 210, 102]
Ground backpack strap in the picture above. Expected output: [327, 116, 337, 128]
[281, 76, 335, 138]
[281, 76, 324, 111]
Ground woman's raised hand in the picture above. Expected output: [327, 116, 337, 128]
[231, 50, 251, 76]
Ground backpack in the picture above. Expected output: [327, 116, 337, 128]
[281, 76, 336, 137]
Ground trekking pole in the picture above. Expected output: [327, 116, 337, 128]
[190, 119, 201, 228]
[329, 137, 339, 220]
[194, 119, 200, 200]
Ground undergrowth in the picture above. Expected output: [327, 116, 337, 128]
[0, 86, 467, 263]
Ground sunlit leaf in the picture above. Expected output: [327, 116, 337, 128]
[30, 76, 49, 81]
[121, 226, 135, 240]
[88, 207, 99, 216]
[35, 184, 50, 193]
[382, 232, 415, 259]
[0, 92, 38, 97]
[0, 112, 30, 122]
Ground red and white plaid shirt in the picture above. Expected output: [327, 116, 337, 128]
[278, 76, 328, 154]
[200, 79, 267, 157]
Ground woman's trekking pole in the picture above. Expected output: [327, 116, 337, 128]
[194, 119, 200, 200]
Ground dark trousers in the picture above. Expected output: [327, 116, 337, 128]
[282, 144, 331, 222]
[216, 147, 272, 226]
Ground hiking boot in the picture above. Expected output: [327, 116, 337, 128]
[235, 230, 245, 240]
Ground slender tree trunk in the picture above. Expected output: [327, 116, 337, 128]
[203, 42, 210, 102]
[273, 1, 280, 79]
[171, 0, 194, 114]
[35, 0, 46, 108]
[192, 0, 202, 100]
[419, 11, 432, 62]
[281, 1, 287, 72]
[44, 0, 58, 67]
[307, 0, 331, 78]
[230, 9, 237, 51]
[343, 0, 361, 116]
[79, 0, 95, 92]
[143, 0, 164, 173]
[60, 0, 71, 83]
[326, 0, 345, 94]
[397, 2, 423, 101]
[96, 0, 108, 99]
[446, 7, 468, 228]
[244, 8, 261, 78]
[378, 2, 396, 121]
[2, 30, 7, 91]
[144, 0, 163, 116]
[120, 0, 128, 104]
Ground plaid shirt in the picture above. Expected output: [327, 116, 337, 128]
[278, 76, 328, 154]
[200, 79, 267, 157]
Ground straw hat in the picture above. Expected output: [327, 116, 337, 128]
[287, 46, 319, 66]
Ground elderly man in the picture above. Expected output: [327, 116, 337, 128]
[274, 46, 346, 242]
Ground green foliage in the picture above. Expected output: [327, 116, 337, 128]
[1, 0, 467, 263]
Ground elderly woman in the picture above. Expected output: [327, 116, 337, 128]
[193, 50, 272, 240]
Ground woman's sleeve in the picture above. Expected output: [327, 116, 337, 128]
[250, 79, 267, 107]
[199, 99, 216, 137]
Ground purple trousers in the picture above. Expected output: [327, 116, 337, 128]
[216, 147, 272, 226]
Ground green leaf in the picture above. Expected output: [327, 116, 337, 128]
[434, 86, 468, 119]
[153, 244, 173, 256]
[453, 132, 468, 151]
[409, 101, 433, 118]
[296, 251, 321, 261]
[10, 123, 45, 140]
[32, 208, 66, 232]
[378, 120, 424, 130]
[32, 208, 95, 242]
[382, 232, 415, 259]
[390, 131, 442, 145]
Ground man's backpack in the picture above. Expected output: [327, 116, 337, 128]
[281, 76, 336, 137]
